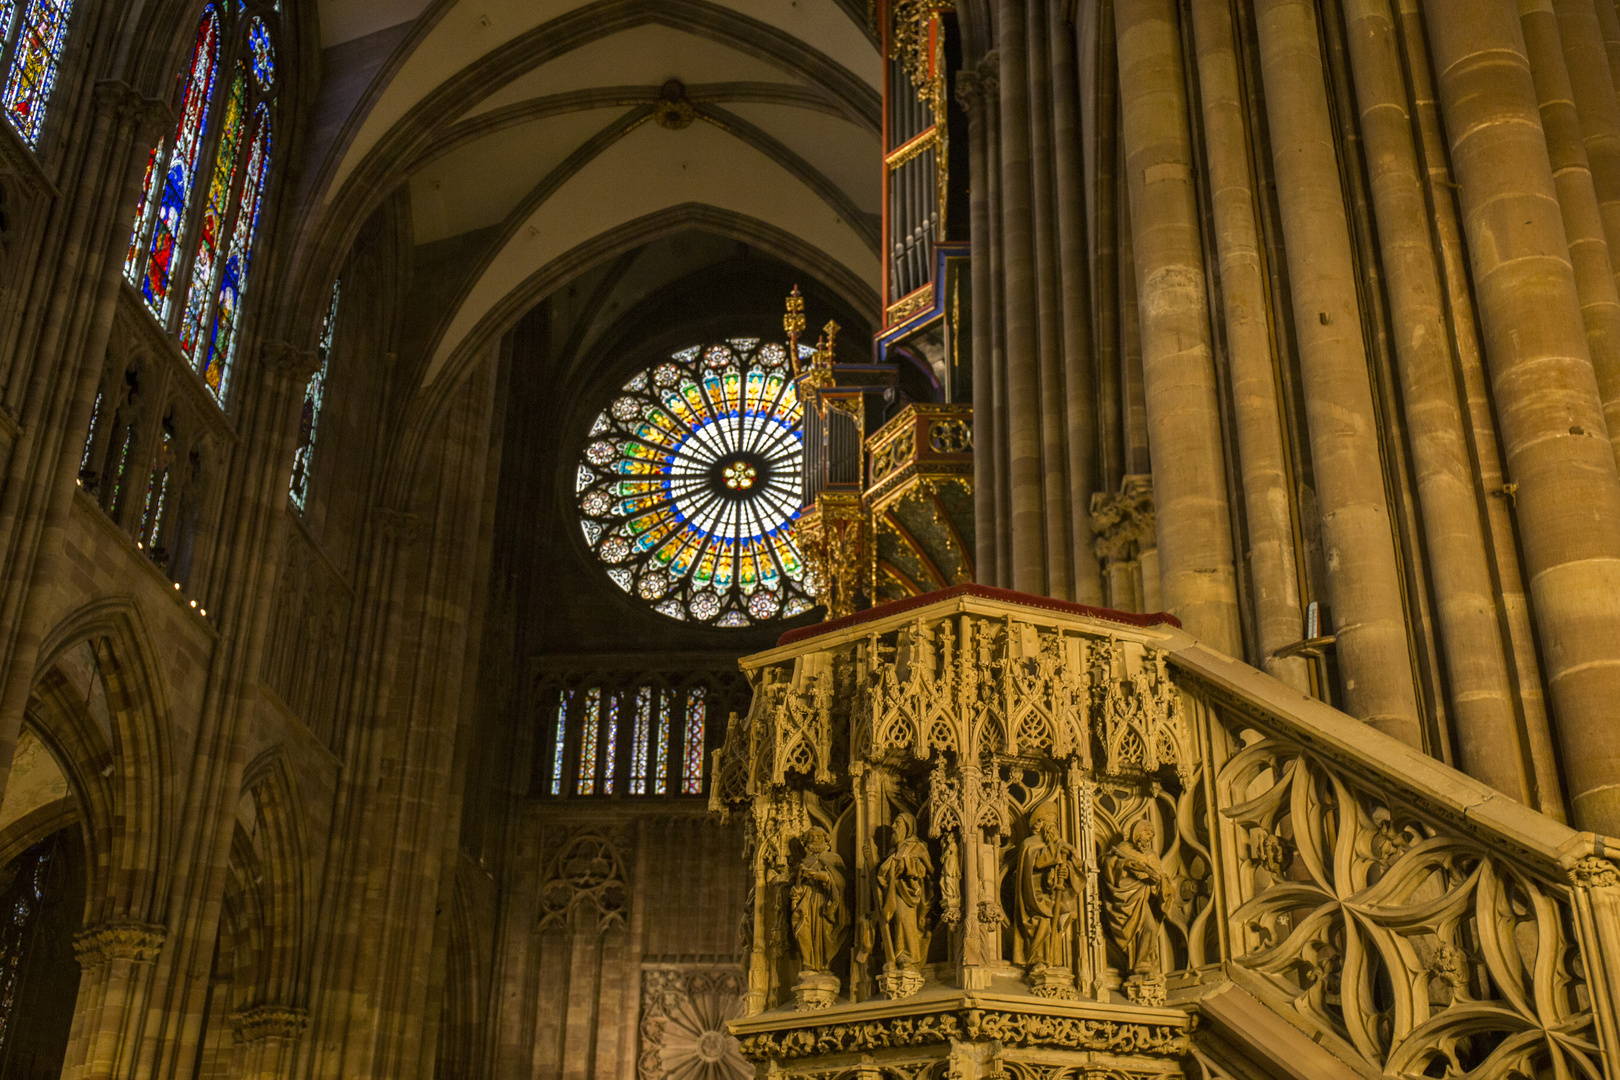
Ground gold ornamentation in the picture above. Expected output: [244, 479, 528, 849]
[653, 79, 696, 129]
[887, 285, 934, 326]
[927, 419, 971, 454]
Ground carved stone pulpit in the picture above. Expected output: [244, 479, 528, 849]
[710, 585, 1199, 1079]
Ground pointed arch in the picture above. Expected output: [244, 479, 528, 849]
[28, 599, 176, 926]
[236, 749, 309, 1006]
[122, 1, 281, 407]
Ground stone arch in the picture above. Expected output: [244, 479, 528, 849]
[29, 598, 175, 926]
[376, 203, 876, 510]
[437, 860, 487, 1080]
[235, 749, 310, 1008]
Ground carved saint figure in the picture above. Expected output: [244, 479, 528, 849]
[1016, 804, 1083, 968]
[790, 827, 847, 972]
[1103, 819, 1165, 974]
[877, 812, 933, 968]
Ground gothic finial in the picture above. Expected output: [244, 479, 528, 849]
[785, 285, 805, 375]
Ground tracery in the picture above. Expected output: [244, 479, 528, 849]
[123, 2, 279, 406]
[576, 339, 814, 628]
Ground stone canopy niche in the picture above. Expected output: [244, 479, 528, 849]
[709, 586, 1620, 1080]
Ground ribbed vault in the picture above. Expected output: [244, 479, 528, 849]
[292, 0, 881, 396]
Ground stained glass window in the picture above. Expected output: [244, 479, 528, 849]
[197, 107, 270, 400]
[629, 688, 651, 794]
[1, 0, 74, 147]
[576, 688, 601, 796]
[79, 391, 100, 476]
[682, 688, 706, 794]
[247, 17, 273, 87]
[653, 689, 672, 795]
[548, 692, 569, 796]
[129, 8, 220, 317]
[601, 694, 621, 795]
[290, 279, 337, 510]
[577, 339, 814, 626]
[121, 4, 278, 408]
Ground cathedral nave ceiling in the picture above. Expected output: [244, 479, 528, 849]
[298, 0, 881, 392]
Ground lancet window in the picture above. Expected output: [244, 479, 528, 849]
[537, 670, 747, 797]
[0, 0, 76, 147]
[123, 2, 280, 406]
[290, 279, 338, 510]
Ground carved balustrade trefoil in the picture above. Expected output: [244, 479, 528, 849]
[709, 586, 1620, 1080]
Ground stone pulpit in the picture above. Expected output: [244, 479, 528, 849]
[709, 585, 1620, 1080]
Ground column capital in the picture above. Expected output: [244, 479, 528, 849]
[73, 920, 167, 966]
[228, 1004, 309, 1042]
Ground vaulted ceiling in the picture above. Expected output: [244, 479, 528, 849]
[300, 0, 882, 390]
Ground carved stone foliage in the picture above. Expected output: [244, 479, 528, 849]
[1217, 732, 1601, 1078]
[638, 967, 750, 1080]
[735, 1008, 1191, 1062]
[73, 921, 166, 966]
[715, 603, 1207, 1008]
[538, 828, 631, 934]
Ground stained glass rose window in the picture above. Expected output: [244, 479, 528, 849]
[576, 339, 815, 626]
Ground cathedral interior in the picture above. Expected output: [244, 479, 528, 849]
[7, 0, 1620, 1077]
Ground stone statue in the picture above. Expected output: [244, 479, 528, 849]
[1103, 819, 1165, 975]
[1016, 804, 1084, 971]
[790, 827, 847, 973]
[877, 812, 933, 968]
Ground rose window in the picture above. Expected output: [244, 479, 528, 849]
[576, 339, 815, 626]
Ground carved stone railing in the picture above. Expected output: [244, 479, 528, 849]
[711, 585, 1620, 1080]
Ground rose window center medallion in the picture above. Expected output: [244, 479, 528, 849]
[576, 339, 816, 627]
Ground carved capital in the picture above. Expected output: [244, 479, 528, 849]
[1572, 855, 1620, 889]
[94, 81, 169, 142]
[73, 921, 167, 966]
[228, 1005, 309, 1042]
[264, 340, 322, 382]
[1089, 475, 1156, 565]
[976, 51, 1000, 100]
[372, 506, 420, 546]
[954, 69, 983, 121]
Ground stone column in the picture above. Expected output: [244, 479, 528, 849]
[983, 54, 1013, 589]
[1027, 0, 1074, 600]
[958, 70, 998, 587]
[228, 1006, 308, 1080]
[998, 0, 1048, 594]
[1186, 0, 1309, 692]
[1554, 0, 1620, 290]
[1424, 0, 1620, 833]
[1112, 0, 1242, 653]
[1344, 0, 1530, 797]
[1050, 1, 1105, 605]
[1522, 0, 1620, 470]
[64, 922, 167, 1080]
[1252, 0, 1421, 745]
